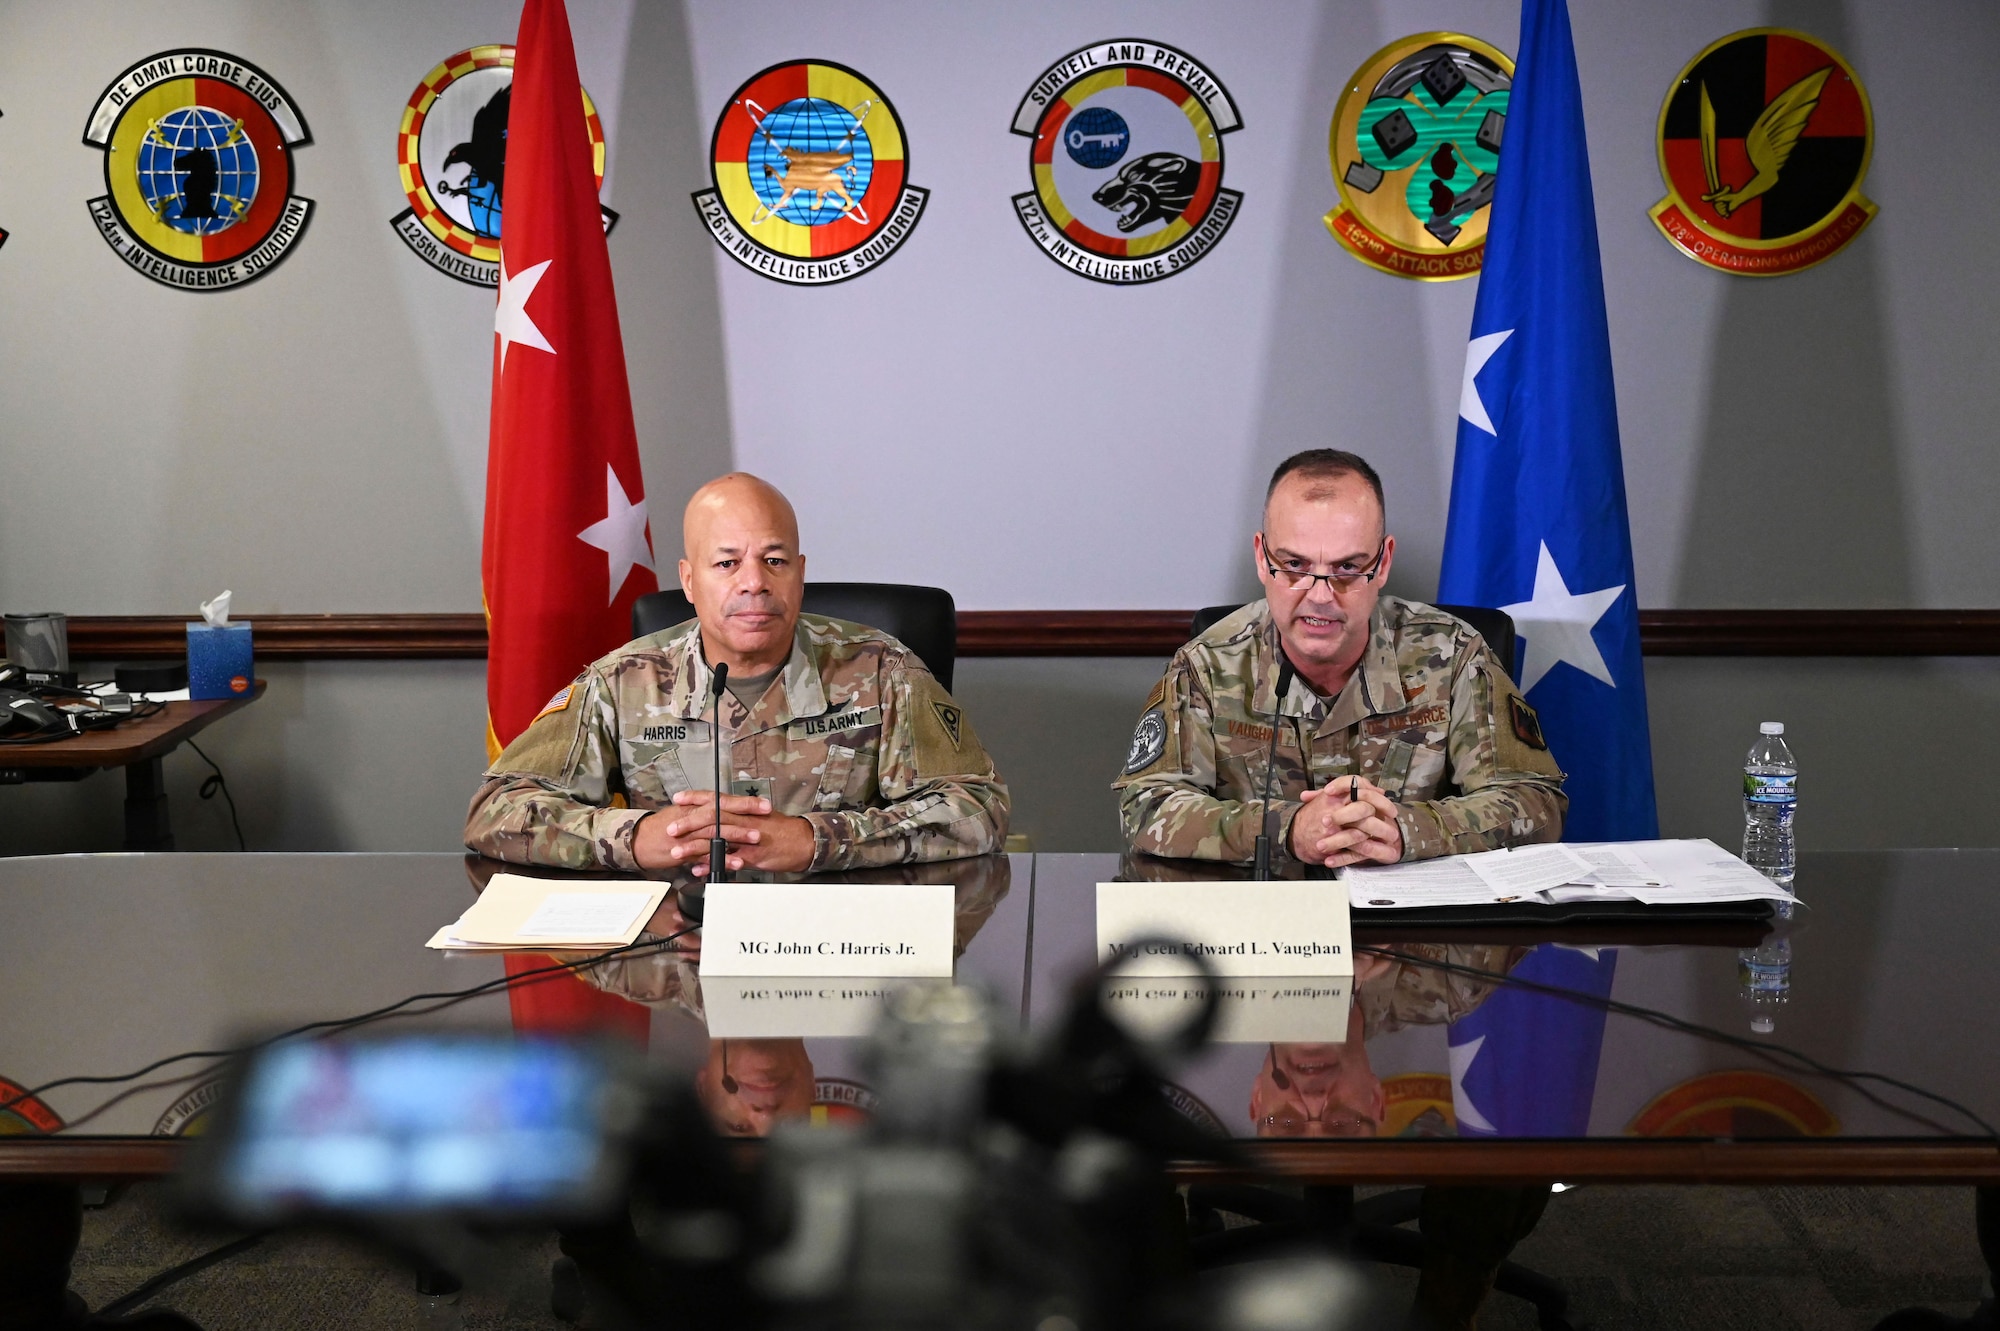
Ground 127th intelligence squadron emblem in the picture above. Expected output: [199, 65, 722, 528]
[83, 50, 312, 290]
[1650, 29, 1875, 276]
[391, 45, 615, 287]
[692, 61, 927, 285]
[1323, 35, 1513, 280]
[1010, 40, 1243, 284]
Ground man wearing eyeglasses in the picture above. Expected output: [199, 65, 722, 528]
[1115, 449, 1565, 867]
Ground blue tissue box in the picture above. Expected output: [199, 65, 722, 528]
[186, 623, 254, 700]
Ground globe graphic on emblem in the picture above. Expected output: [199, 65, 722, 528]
[1063, 105, 1130, 170]
[136, 106, 259, 235]
[464, 179, 502, 238]
[748, 96, 873, 226]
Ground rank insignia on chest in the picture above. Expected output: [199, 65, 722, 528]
[1508, 695, 1548, 750]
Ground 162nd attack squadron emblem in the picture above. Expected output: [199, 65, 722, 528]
[391, 45, 615, 287]
[1323, 35, 1513, 280]
[83, 50, 312, 289]
[692, 61, 927, 285]
[1650, 29, 1874, 276]
[1010, 40, 1243, 284]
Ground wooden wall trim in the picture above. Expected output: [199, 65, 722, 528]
[53, 609, 2000, 661]
[4, 1135, 1996, 1185]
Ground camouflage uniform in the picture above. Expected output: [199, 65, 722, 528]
[466, 614, 1009, 871]
[1114, 597, 1564, 864]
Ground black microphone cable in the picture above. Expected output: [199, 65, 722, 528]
[0, 926, 700, 1126]
[1354, 943, 2000, 1141]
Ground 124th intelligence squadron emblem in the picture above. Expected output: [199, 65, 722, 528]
[391, 45, 616, 287]
[1650, 28, 1875, 276]
[1323, 35, 1513, 280]
[1010, 40, 1243, 284]
[83, 49, 312, 290]
[692, 61, 927, 285]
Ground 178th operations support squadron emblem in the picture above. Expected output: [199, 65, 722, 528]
[1650, 28, 1875, 276]
[83, 49, 312, 289]
[1010, 40, 1243, 284]
[692, 61, 927, 285]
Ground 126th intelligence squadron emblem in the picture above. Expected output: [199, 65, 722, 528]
[1650, 29, 1875, 276]
[1323, 35, 1513, 280]
[693, 61, 927, 285]
[392, 45, 616, 287]
[1010, 40, 1242, 284]
[83, 50, 312, 289]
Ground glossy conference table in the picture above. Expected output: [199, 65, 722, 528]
[0, 850, 1997, 1191]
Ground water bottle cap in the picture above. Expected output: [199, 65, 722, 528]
[1759, 722, 1784, 735]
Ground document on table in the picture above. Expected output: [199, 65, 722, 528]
[1340, 839, 1794, 910]
[426, 874, 668, 950]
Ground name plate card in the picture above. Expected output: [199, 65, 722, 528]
[697, 882, 954, 978]
[1096, 881, 1353, 977]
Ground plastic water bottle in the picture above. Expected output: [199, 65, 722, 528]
[1738, 936, 1791, 1034]
[1742, 722, 1797, 885]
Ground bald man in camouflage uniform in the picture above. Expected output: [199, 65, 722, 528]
[467, 474, 1008, 872]
[1116, 449, 1564, 869]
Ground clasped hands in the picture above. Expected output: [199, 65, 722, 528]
[1286, 776, 1403, 868]
[632, 790, 816, 875]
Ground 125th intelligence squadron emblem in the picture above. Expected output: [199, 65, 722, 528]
[391, 45, 615, 287]
[1011, 40, 1243, 284]
[1650, 29, 1875, 276]
[83, 49, 312, 290]
[1323, 35, 1513, 280]
[692, 61, 927, 285]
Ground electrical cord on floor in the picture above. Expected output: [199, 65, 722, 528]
[96, 1232, 268, 1318]
[0, 926, 700, 1123]
[1355, 943, 2000, 1140]
[183, 739, 245, 852]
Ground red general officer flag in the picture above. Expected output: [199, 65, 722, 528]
[483, 0, 656, 760]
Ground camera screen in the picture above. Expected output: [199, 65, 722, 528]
[213, 1036, 616, 1214]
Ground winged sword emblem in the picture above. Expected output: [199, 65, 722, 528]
[1700, 66, 1833, 217]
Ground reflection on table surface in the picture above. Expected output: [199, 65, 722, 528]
[0, 850, 1995, 1150]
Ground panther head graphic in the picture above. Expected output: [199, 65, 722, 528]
[1091, 152, 1201, 232]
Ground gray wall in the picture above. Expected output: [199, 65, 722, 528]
[3, 0, 1997, 855]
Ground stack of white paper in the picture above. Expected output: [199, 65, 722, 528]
[426, 874, 668, 950]
[1340, 839, 1796, 911]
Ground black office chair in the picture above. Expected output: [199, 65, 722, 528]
[629, 582, 957, 692]
[1189, 602, 1518, 682]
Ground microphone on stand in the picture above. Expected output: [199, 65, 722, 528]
[1251, 655, 1296, 881]
[679, 661, 730, 927]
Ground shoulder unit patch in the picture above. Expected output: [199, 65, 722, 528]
[1508, 694, 1547, 750]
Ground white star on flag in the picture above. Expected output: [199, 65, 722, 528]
[577, 465, 655, 604]
[1459, 328, 1514, 436]
[1500, 542, 1626, 693]
[495, 257, 555, 371]
[1448, 1034, 1499, 1133]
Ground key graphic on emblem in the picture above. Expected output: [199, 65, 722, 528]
[1067, 129, 1125, 151]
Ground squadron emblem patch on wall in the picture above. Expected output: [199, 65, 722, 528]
[1323, 34, 1513, 280]
[1649, 28, 1874, 276]
[692, 60, 927, 285]
[1010, 40, 1243, 283]
[83, 49, 312, 289]
[391, 45, 616, 287]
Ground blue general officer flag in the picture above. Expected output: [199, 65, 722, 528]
[1450, 945, 1617, 1138]
[1439, 0, 1657, 840]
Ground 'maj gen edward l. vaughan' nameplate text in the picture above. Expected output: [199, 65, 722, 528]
[697, 882, 954, 977]
[1096, 881, 1353, 976]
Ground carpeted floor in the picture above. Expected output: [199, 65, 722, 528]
[69, 1181, 1991, 1329]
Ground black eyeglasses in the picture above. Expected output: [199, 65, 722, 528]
[1260, 536, 1386, 594]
